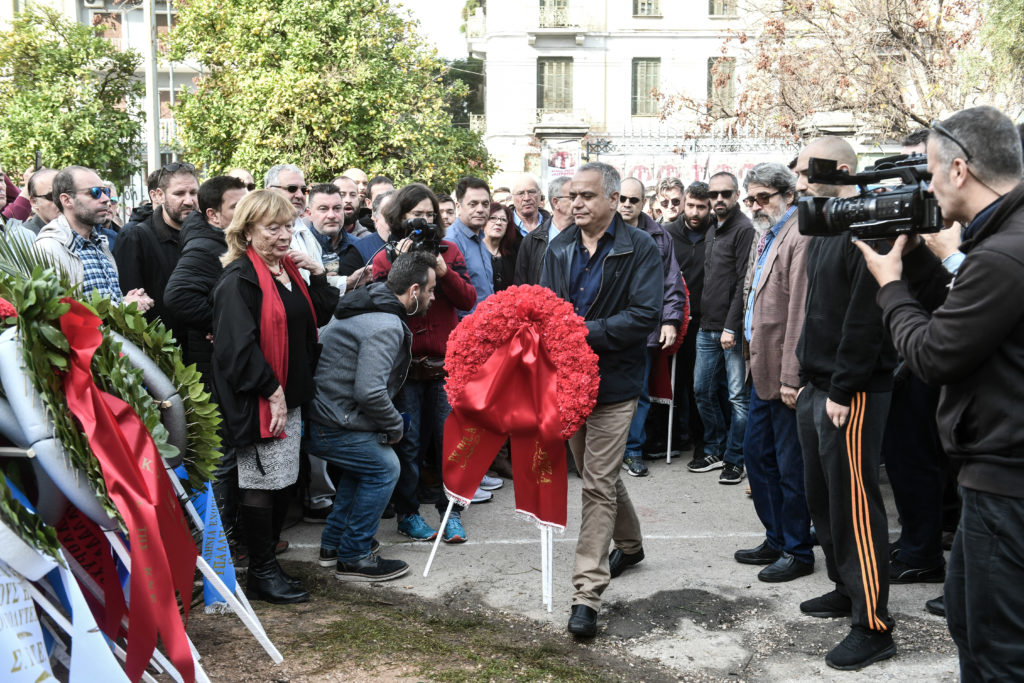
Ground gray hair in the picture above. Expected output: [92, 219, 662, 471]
[372, 189, 395, 218]
[743, 162, 797, 196]
[264, 163, 304, 188]
[655, 177, 684, 195]
[547, 176, 571, 206]
[933, 106, 1023, 186]
[579, 162, 620, 198]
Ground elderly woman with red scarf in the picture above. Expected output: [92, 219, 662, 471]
[211, 190, 338, 604]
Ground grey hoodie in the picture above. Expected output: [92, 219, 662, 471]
[309, 282, 411, 439]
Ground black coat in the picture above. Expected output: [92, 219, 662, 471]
[164, 212, 226, 383]
[540, 215, 663, 403]
[114, 205, 182, 332]
[210, 257, 339, 448]
[513, 218, 552, 286]
[699, 206, 754, 333]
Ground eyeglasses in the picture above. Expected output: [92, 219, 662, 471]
[270, 184, 309, 195]
[659, 197, 682, 208]
[32, 192, 53, 202]
[488, 217, 508, 225]
[931, 120, 972, 164]
[408, 211, 435, 219]
[245, 183, 257, 191]
[708, 190, 735, 200]
[551, 195, 569, 202]
[513, 189, 539, 198]
[75, 186, 113, 200]
[619, 195, 642, 205]
[743, 191, 781, 207]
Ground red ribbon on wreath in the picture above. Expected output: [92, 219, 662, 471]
[59, 298, 197, 683]
[442, 285, 600, 529]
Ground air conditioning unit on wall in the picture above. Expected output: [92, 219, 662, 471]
[83, 0, 106, 9]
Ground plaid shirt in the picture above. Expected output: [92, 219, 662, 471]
[70, 228, 121, 303]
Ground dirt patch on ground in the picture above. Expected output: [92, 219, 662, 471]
[181, 562, 683, 683]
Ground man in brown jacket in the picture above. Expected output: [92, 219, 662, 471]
[733, 162, 815, 583]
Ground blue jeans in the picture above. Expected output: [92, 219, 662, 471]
[693, 330, 749, 466]
[743, 384, 813, 563]
[306, 421, 400, 562]
[393, 378, 461, 519]
[624, 348, 653, 459]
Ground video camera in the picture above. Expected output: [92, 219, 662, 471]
[797, 154, 943, 239]
[386, 218, 448, 260]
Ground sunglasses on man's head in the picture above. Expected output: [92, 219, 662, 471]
[619, 195, 642, 205]
[659, 197, 682, 208]
[162, 161, 196, 174]
[245, 183, 257, 191]
[76, 186, 113, 200]
[743, 191, 781, 207]
[270, 184, 309, 195]
[708, 190, 735, 200]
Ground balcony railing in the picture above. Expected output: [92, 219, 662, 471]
[469, 114, 486, 134]
[538, 6, 581, 28]
[466, 10, 485, 38]
[536, 108, 588, 124]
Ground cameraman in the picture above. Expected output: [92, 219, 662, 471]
[370, 184, 479, 543]
[855, 106, 1024, 681]
[793, 136, 897, 671]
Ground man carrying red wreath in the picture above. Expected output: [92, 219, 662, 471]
[540, 162, 664, 637]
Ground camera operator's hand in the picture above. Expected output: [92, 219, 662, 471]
[852, 234, 906, 287]
[826, 397, 850, 429]
[921, 222, 962, 261]
[289, 250, 325, 276]
[720, 330, 736, 350]
[434, 254, 448, 278]
[348, 266, 371, 289]
[395, 238, 412, 254]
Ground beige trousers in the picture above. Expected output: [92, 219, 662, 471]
[568, 398, 642, 610]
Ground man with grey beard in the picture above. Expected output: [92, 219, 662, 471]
[734, 162, 815, 584]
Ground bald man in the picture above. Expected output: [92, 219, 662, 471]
[792, 137, 897, 671]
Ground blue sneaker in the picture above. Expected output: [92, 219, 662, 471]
[397, 513, 437, 541]
[442, 516, 467, 544]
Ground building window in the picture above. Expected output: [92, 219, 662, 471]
[537, 58, 573, 112]
[707, 57, 736, 116]
[539, 0, 570, 28]
[633, 0, 660, 16]
[709, 0, 737, 16]
[632, 58, 660, 116]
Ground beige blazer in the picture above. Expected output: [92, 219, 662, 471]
[746, 210, 810, 400]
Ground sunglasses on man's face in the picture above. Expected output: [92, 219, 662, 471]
[708, 190, 735, 200]
[659, 197, 682, 208]
[271, 184, 309, 195]
[619, 195, 642, 205]
[743, 191, 781, 207]
[76, 186, 113, 200]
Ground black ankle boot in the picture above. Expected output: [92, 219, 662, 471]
[268, 492, 302, 588]
[241, 504, 309, 604]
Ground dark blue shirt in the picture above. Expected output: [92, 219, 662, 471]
[963, 196, 1005, 241]
[568, 219, 617, 318]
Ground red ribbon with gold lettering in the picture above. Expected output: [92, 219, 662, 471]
[59, 299, 197, 683]
[442, 322, 568, 528]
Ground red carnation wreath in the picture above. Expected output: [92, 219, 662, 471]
[445, 284, 599, 439]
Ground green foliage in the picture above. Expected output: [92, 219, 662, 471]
[0, 7, 145, 185]
[168, 0, 495, 188]
[983, 0, 1024, 91]
[442, 58, 485, 127]
[0, 467, 63, 564]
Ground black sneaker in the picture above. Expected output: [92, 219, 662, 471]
[319, 539, 380, 568]
[890, 557, 945, 583]
[687, 453, 724, 472]
[825, 626, 896, 670]
[622, 456, 649, 477]
[718, 463, 745, 484]
[335, 554, 409, 582]
[800, 590, 853, 618]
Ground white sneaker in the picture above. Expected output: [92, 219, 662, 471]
[471, 487, 493, 503]
[479, 474, 503, 491]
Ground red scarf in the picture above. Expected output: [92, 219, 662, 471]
[247, 246, 318, 439]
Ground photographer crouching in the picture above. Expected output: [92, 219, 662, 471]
[854, 106, 1024, 681]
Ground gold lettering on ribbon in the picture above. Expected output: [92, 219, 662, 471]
[532, 440, 553, 485]
[141, 456, 152, 471]
[138, 526, 149, 550]
[447, 427, 480, 470]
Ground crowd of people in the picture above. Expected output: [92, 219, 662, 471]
[1, 103, 1022, 678]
